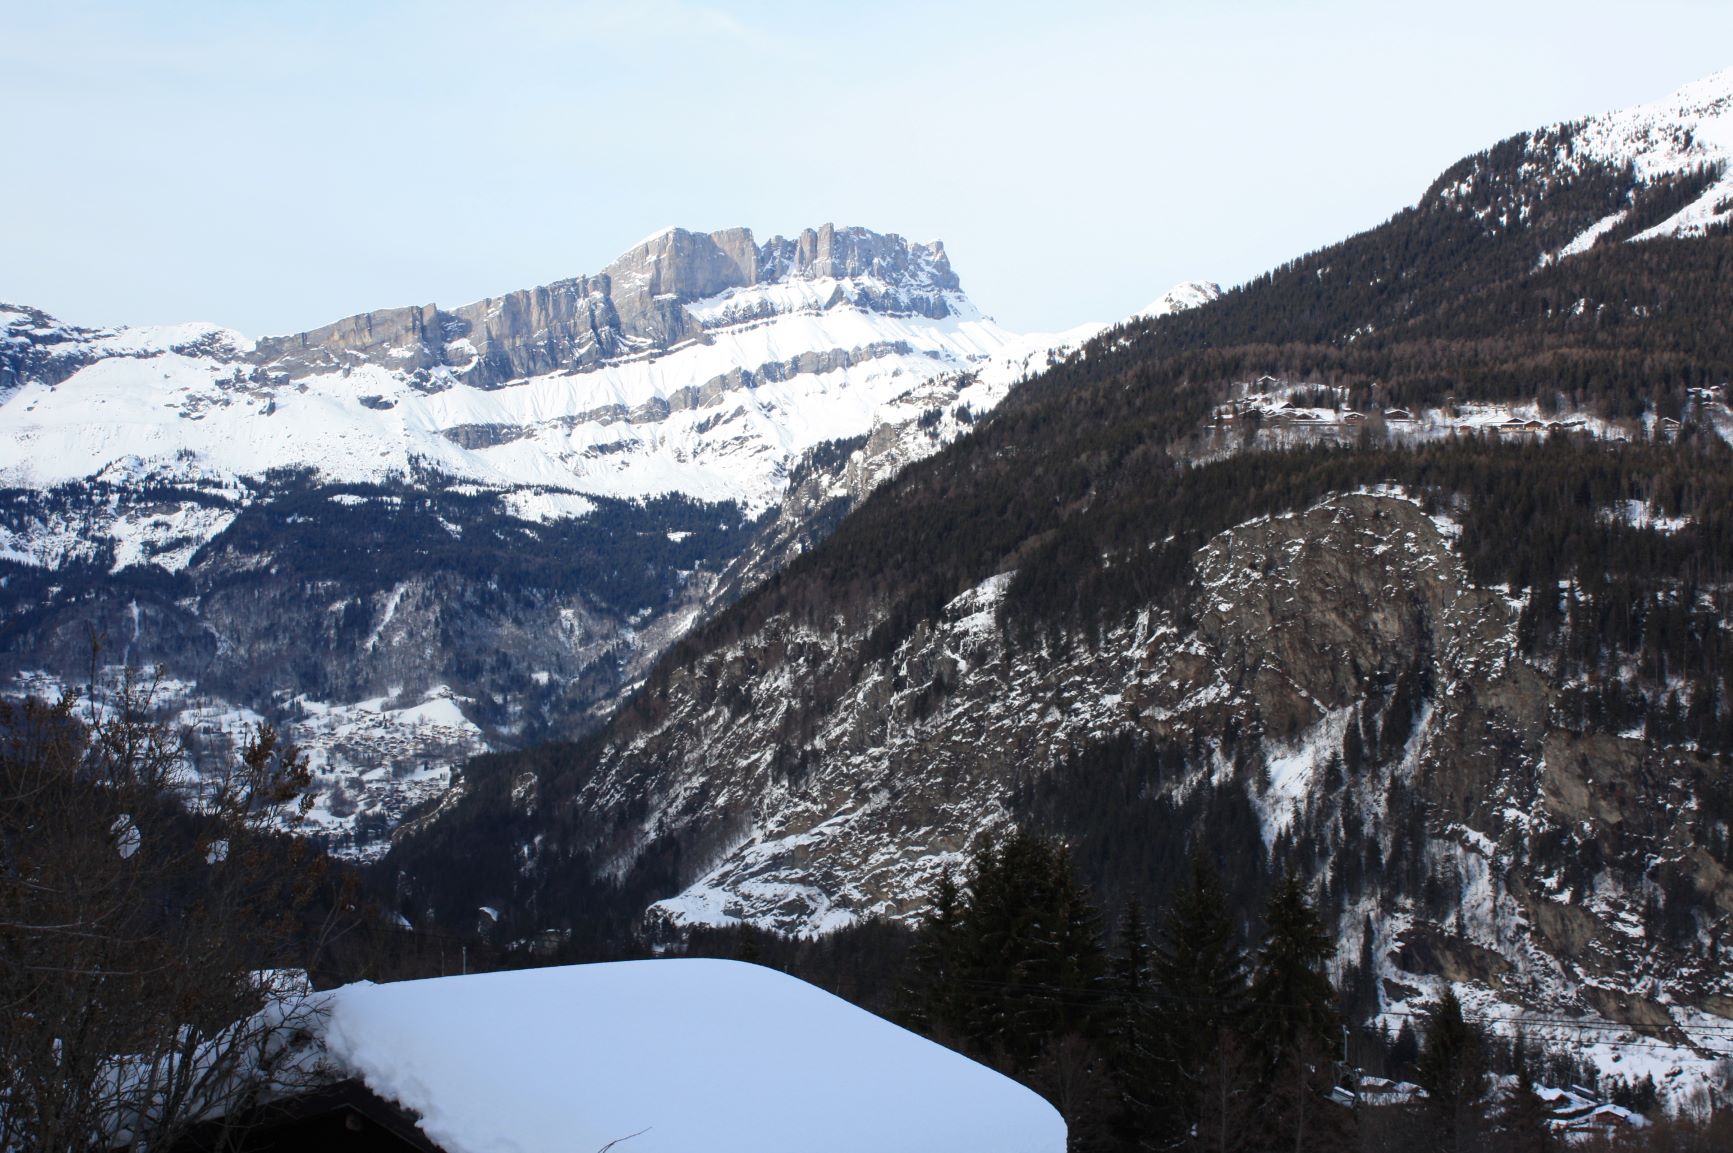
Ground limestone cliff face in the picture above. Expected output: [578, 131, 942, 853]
[252, 303, 446, 376]
[445, 278, 628, 381]
[606, 226, 760, 304]
[246, 224, 962, 388]
[769, 223, 958, 287]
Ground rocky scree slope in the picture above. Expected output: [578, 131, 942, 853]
[0, 225, 1094, 857]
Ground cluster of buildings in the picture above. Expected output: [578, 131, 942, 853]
[1206, 374, 1719, 443]
[1336, 1075, 1652, 1142]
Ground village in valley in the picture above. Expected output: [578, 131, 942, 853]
[1205, 374, 1729, 448]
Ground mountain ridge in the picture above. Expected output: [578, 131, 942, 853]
[384, 69, 1733, 1102]
[0, 222, 1091, 512]
[0, 223, 1132, 858]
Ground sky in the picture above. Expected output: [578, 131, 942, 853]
[4, 1, 1732, 337]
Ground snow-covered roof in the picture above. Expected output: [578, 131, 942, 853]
[315, 959, 1065, 1153]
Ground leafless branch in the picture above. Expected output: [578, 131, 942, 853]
[595, 1126, 652, 1153]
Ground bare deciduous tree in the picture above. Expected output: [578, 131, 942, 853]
[0, 671, 339, 1151]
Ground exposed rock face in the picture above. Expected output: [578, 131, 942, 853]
[253, 303, 446, 376]
[530, 495, 1508, 932]
[606, 225, 759, 305]
[1, 304, 94, 391]
[246, 224, 962, 389]
[413, 492, 1732, 1091]
[1, 305, 247, 392]
[760, 224, 960, 308]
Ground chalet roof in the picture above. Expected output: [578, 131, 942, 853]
[303, 960, 1064, 1153]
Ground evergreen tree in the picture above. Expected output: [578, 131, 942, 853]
[1416, 988, 1489, 1153]
[1106, 899, 1158, 1150]
[950, 830, 1109, 1146]
[1152, 852, 1250, 1149]
[1248, 872, 1346, 1153]
[1248, 871, 1339, 1067]
[945, 830, 1106, 1071]
[905, 867, 967, 1041]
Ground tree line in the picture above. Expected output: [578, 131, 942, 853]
[676, 828, 1714, 1153]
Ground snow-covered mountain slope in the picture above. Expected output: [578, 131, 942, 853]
[1, 225, 1079, 515]
[401, 492, 1733, 1101]
[1135, 280, 1221, 320]
[1561, 68, 1733, 237]
[1495, 68, 1733, 263]
[0, 225, 1097, 857]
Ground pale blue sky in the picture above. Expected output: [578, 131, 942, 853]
[4, 2, 1731, 335]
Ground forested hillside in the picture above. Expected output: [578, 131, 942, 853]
[385, 78, 1733, 1135]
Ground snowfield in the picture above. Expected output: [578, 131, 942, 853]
[1540, 67, 1733, 261]
[0, 279, 1097, 519]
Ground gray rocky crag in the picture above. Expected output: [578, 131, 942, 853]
[421, 492, 1733, 1085]
[249, 224, 960, 388]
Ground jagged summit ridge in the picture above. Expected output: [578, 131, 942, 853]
[613, 224, 959, 297]
[252, 223, 966, 387]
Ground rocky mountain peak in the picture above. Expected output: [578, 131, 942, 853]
[609, 224, 960, 298]
[602, 226, 762, 304]
[758, 224, 960, 293]
[243, 223, 966, 388]
[1134, 279, 1222, 321]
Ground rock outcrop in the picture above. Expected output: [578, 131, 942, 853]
[246, 224, 963, 389]
[396, 491, 1733, 1097]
